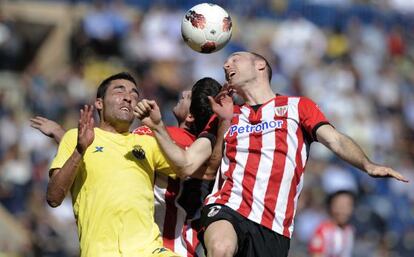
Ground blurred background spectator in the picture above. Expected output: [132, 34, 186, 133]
[0, 0, 413, 256]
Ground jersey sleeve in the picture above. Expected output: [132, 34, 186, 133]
[298, 97, 331, 142]
[308, 224, 326, 254]
[50, 129, 78, 173]
[198, 114, 219, 148]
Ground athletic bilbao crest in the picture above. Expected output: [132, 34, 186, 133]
[207, 205, 222, 217]
[275, 105, 288, 117]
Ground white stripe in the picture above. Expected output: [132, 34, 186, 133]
[226, 106, 251, 211]
[185, 222, 193, 253]
[288, 173, 304, 235]
[174, 180, 188, 255]
[301, 141, 308, 169]
[272, 98, 300, 233]
[248, 103, 276, 222]
[153, 174, 168, 234]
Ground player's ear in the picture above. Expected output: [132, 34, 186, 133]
[256, 59, 266, 72]
[185, 113, 195, 123]
[95, 98, 103, 112]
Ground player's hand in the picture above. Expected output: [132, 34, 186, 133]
[208, 84, 234, 121]
[366, 163, 409, 183]
[76, 105, 95, 155]
[133, 99, 163, 129]
[30, 116, 65, 139]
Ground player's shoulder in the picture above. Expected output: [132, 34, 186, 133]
[167, 127, 196, 148]
[316, 220, 336, 232]
[63, 128, 78, 139]
[281, 95, 314, 102]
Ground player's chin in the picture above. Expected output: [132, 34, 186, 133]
[117, 113, 135, 123]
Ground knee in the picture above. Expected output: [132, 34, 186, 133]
[207, 238, 237, 257]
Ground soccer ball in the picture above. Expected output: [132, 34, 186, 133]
[181, 3, 232, 54]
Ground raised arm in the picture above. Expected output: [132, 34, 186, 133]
[134, 99, 212, 178]
[30, 116, 66, 144]
[316, 124, 408, 182]
[47, 105, 95, 207]
[199, 93, 234, 179]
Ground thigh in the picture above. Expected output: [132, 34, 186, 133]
[199, 205, 241, 256]
[204, 219, 238, 251]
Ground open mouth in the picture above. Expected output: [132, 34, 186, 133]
[120, 107, 131, 113]
[226, 70, 236, 81]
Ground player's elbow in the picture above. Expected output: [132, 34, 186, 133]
[46, 196, 62, 208]
[176, 164, 197, 179]
[47, 199, 62, 208]
[46, 188, 64, 208]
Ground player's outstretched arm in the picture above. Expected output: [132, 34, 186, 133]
[316, 124, 408, 183]
[47, 105, 95, 207]
[30, 116, 66, 144]
[134, 99, 212, 178]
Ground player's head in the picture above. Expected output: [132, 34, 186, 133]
[95, 72, 140, 130]
[223, 51, 272, 87]
[173, 90, 193, 127]
[173, 77, 221, 135]
[326, 190, 355, 227]
[190, 77, 222, 135]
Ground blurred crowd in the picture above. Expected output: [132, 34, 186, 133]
[0, 0, 413, 256]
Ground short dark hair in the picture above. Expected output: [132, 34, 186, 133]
[326, 190, 356, 210]
[189, 77, 222, 135]
[250, 52, 272, 82]
[96, 72, 137, 99]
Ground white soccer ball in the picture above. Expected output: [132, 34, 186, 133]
[181, 3, 232, 54]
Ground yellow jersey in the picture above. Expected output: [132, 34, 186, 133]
[50, 128, 179, 257]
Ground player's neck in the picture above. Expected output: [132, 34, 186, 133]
[240, 82, 275, 106]
[99, 121, 130, 134]
[178, 122, 187, 129]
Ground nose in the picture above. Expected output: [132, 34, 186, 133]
[223, 61, 230, 70]
[123, 93, 132, 103]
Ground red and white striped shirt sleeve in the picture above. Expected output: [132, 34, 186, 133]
[298, 97, 331, 142]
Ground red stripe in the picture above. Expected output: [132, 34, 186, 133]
[261, 98, 288, 229]
[181, 223, 194, 257]
[162, 177, 180, 251]
[282, 123, 305, 237]
[191, 222, 199, 257]
[214, 109, 240, 205]
[237, 107, 263, 216]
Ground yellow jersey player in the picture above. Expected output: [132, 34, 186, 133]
[47, 72, 180, 257]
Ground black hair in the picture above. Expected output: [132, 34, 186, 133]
[96, 72, 137, 99]
[249, 52, 272, 82]
[189, 77, 222, 135]
[326, 190, 356, 211]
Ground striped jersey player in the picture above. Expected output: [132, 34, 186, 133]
[134, 51, 408, 257]
[203, 95, 329, 238]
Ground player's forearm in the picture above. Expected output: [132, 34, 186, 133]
[47, 150, 82, 207]
[52, 126, 66, 144]
[152, 124, 194, 177]
[205, 119, 230, 178]
[327, 132, 372, 172]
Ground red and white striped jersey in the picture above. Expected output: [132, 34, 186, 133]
[203, 96, 330, 238]
[133, 126, 209, 257]
[308, 220, 354, 257]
